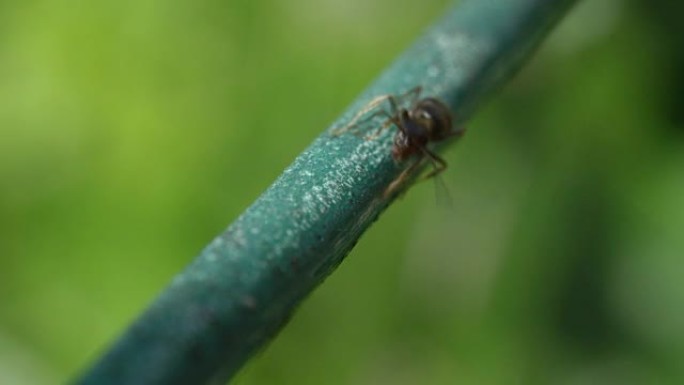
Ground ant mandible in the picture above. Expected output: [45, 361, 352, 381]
[332, 86, 465, 197]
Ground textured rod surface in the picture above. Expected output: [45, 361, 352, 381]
[77, 0, 576, 384]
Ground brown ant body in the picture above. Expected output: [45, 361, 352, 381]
[333, 86, 464, 197]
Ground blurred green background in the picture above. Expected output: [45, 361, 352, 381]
[2, 0, 684, 383]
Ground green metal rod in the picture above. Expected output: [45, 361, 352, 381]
[77, 0, 576, 383]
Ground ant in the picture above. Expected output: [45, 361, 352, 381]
[332, 86, 465, 197]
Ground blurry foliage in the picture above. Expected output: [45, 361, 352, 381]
[1, 0, 683, 384]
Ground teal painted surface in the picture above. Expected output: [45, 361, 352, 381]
[77, 0, 576, 383]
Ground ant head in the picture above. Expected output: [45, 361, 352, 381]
[414, 98, 452, 139]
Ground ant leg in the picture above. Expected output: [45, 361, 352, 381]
[420, 147, 447, 180]
[331, 94, 394, 136]
[395, 86, 422, 109]
[365, 115, 400, 140]
[371, 91, 412, 136]
[379, 86, 422, 138]
[360, 87, 421, 139]
[383, 155, 424, 199]
[421, 147, 454, 206]
[383, 148, 449, 199]
[345, 93, 403, 140]
[331, 86, 422, 138]
[440, 125, 467, 140]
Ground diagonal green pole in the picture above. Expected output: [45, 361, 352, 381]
[76, 0, 577, 384]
